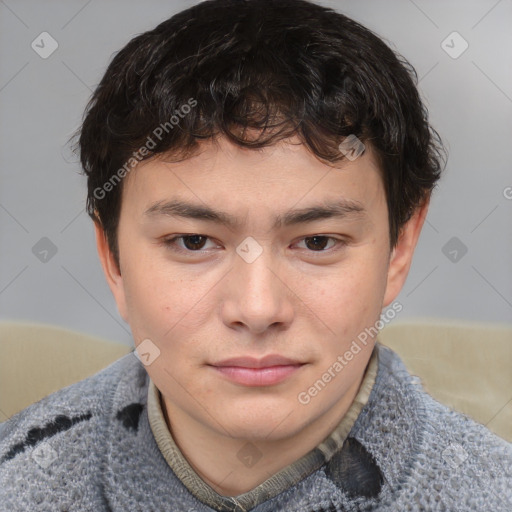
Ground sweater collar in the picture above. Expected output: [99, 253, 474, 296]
[103, 342, 427, 511]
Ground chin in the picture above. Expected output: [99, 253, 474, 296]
[215, 405, 309, 441]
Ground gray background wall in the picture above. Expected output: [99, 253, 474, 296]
[1, 0, 511, 347]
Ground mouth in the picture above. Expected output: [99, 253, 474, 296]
[208, 354, 306, 387]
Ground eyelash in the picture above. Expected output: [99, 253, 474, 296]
[161, 234, 347, 256]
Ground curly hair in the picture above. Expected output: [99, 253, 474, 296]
[73, 0, 446, 270]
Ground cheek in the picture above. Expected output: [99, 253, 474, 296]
[121, 253, 179, 336]
[307, 251, 389, 340]
[123, 255, 216, 346]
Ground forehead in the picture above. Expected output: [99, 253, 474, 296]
[121, 136, 385, 224]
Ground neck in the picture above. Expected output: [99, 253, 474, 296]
[161, 370, 366, 497]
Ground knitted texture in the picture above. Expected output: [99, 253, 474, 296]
[1, 342, 511, 511]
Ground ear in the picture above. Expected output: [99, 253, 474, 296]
[382, 198, 430, 308]
[93, 220, 129, 323]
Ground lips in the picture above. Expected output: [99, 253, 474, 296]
[209, 354, 306, 386]
[211, 354, 303, 369]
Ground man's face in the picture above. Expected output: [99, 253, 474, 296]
[100, 136, 408, 441]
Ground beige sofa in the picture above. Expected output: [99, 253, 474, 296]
[1, 320, 510, 442]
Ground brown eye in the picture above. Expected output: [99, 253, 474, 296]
[180, 235, 208, 250]
[162, 234, 215, 253]
[296, 235, 343, 253]
[303, 236, 331, 251]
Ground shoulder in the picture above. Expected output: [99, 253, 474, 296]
[406, 392, 512, 509]
[421, 388, 512, 482]
[375, 343, 512, 508]
[0, 351, 146, 510]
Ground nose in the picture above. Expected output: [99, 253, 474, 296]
[221, 247, 294, 335]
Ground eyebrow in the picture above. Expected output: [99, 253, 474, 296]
[143, 198, 366, 230]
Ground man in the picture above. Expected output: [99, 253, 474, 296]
[1, 0, 510, 510]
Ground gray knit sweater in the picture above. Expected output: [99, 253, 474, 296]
[1, 342, 511, 511]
